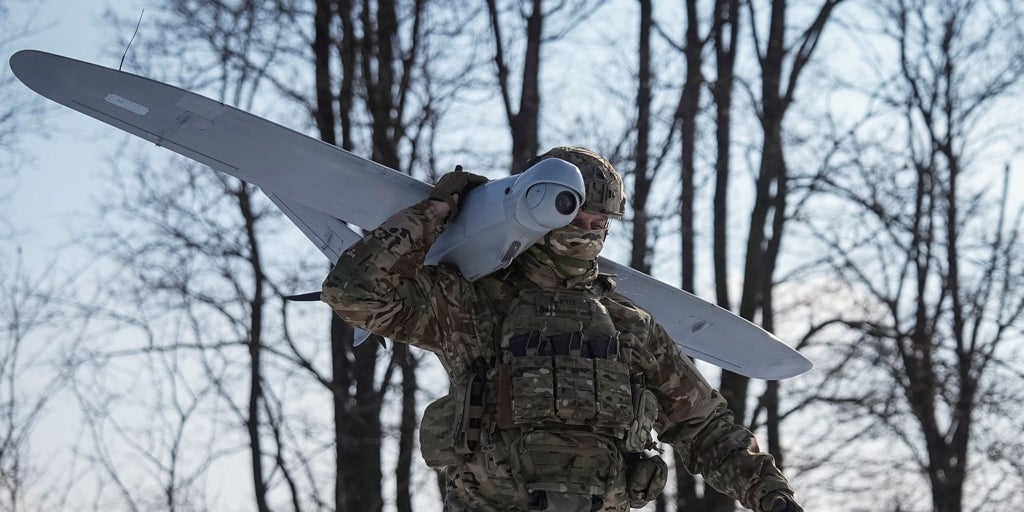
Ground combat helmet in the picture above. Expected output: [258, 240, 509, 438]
[523, 147, 625, 219]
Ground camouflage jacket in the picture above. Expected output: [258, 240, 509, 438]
[322, 199, 795, 511]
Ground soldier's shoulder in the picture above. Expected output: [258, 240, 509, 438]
[599, 285, 652, 321]
[593, 274, 626, 301]
[593, 273, 618, 295]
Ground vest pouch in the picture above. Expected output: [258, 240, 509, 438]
[511, 356, 556, 424]
[623, 388, 658, 452]
[420, 373, 485, 467]
[594, 358, 634, 429]
[554, 355, 597, 424]
[625, 452, 667, 507]
[511, 429, 619, 497]
[419, 393, 462, 467]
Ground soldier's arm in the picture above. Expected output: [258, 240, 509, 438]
[647, 323, 798, 512]
[321, 198, 465, 351]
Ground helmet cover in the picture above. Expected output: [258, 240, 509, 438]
[523, 147, 625, 219]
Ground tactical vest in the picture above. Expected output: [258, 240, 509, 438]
[419, 286, 662, 508]
[495, 288, 635, 434]
[494, 289, 660, 503]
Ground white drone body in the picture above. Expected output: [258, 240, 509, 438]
[424, 158, 585, 281]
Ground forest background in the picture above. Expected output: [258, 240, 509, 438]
[2, 0, 1023, 511]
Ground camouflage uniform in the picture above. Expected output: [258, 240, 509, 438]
[322, 149, 797, 512]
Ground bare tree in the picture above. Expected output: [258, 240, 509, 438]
[486, 0, 544, 172]
[0, 251, 72, 512]
[629, 0, 654, 275]
[663, 1, 844, 510]
[82, 3, 320, 510]
[66, 299, 228, 512]
[675, 0, 716, 295]
[0, 6, 65, 510]
[309, 1, 387, 508]
[666, 1, 731, 507]
[0, 0, 44, 231]
[105, 2, 467, 512]
[486, 0, 606, 172]
[309, 1, 458, 509]
[612, 2, 836, 508]
[79, 152, 303, 510]
[802, 0, 1024, 509]
[710, 0, 739, 312]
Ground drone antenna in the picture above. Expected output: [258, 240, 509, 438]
[119, 9, 145, 72]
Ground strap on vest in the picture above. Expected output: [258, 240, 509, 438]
[456, 358, 488, 454]
[506, 330, 618, 359]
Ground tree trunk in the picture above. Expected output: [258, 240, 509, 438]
[330, 315, 354, 510]
[320, 2, 383, 508]
[338, 0, 356, 151]
[511, 0, 543, 171]
[240, 184, 271, 512]
[630, 0, 653, 274]
[712, 0, 738, 311]
[678, 0, 702, 295]
[352, 338, 385, 512]
[395, 344, 418, 512]
[346, 0, 425, 508]
[487, 0, 543, 172]
[675, 0, 709, 507]
[719, 1, 840, 509]
[313, 0, 336, 146]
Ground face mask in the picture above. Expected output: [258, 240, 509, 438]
[543, 224, 605, 261]
[515, 225, 607, 289]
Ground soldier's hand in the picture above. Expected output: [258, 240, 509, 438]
[761, 491, 803, 512]
[428, 166, 488, 220]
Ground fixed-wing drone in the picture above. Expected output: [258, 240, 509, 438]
[10, 50, 811, 380]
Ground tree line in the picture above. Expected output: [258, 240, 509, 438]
[2, 0, 1023, 511]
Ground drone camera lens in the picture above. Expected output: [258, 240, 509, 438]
[555, 191, 577, 215]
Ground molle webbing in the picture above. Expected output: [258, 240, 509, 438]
[498, 289, 635, 432]
[504, 330, 633, 430]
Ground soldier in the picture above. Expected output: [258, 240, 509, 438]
[322, 147, 803, 512]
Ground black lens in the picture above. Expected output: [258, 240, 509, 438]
[554, 191, 577, 215]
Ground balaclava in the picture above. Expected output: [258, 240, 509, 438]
[515, 147, 625, 289]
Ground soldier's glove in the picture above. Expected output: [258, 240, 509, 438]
[761, 491, 803, 512]
[428, 166, 488, 219]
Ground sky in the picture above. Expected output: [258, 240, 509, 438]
[4, 3, 274, 509]
[4, 1, 1024, 510]
[5, 0, 147, 253]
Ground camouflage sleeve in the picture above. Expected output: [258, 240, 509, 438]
[321, 199, 474, 352]
[648, 323, 795, 512]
